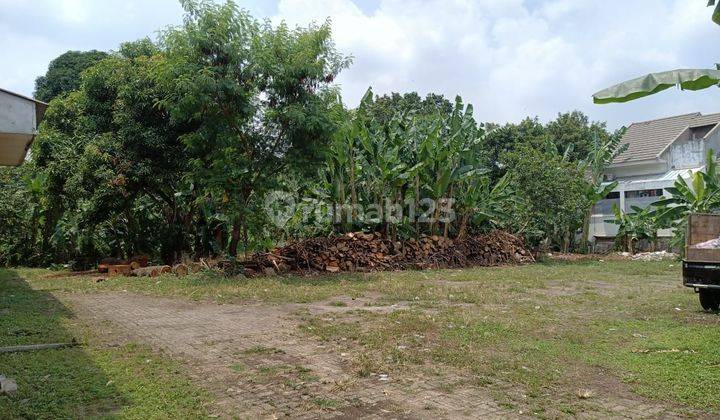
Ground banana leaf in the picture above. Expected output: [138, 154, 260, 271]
[593, 68, 720, 104]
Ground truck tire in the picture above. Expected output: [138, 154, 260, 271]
[699, 289, 720, 311]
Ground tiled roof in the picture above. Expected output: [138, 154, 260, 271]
[689, 113, 720, 128]
[613, 112, 720, 164]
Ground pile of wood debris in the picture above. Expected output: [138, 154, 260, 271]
[246, 230, 533, 276]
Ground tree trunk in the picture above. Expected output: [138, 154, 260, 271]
[580, 207, 592, 253]
[457, 213, 471, 239]
[229, 218, 242, 258]
[414, 175, 420, 238]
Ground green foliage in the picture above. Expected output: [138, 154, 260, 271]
[0, 167, 40, 265]
[1, 1, 348, 265]
[502, 144, 590, 251]
[608, 204, 658, 253]
[1, 1, 624, 265]
[546, 111, 611, 162]
[33, 50, 108, 102]
[483, 111, 613, 182]
[154, 0, 349, 256]
[301, 88, 513, 241]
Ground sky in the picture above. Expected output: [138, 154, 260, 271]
[1, 0, 719, 129]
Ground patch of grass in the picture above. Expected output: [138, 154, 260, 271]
[19, 268, 378, 304]
[295, 261, 720, 415]
[586, 318, 720, 408]
[313, 397, 342, 410]
[231, 362, 247, 373]
[242, 345, 285, 355]
[294, 366, 320, 382]
[0, 269, 211, 418]
[328, 300, 348, 307]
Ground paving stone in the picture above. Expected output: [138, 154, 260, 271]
[63, 292, 692, 419]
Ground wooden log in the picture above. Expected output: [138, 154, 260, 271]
[187, 262, 203, 273]
[128, 255, 149, 268]
[108, 264, 132, 277]
[132, 267, 160, 278]
[160, 265, 172, 274]
[172, 264, 189, 277]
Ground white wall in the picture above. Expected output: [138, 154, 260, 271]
[0, 90, 41, 166]
[0, 90, 37, 135]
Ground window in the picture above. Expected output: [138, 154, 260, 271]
[625, 189, 663, 198]
[604, 192, 620, 199]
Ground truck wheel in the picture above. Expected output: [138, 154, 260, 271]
[699, 290, 720, 311]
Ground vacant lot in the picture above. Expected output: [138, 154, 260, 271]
[2, 260, 719, 418]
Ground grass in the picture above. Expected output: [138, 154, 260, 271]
[6, 260, 720, 416]
[0, 269, 212, 419]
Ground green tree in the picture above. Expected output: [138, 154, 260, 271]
[34, 50, 108, 102]
[503, 144, 590, 251]
[154, 0, 349, 256]
[30, 39, 196, 265]
[483, 117, 549, 181]
[546, 111, 611, 162]
[368, 92, 453, 127]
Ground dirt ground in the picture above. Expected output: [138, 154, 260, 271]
[63, 288, 692, 419]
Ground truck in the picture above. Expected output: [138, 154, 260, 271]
[683, 213, 720, 311]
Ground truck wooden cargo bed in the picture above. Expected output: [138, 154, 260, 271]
[685, 213, 720, 263]
[683, 213, 720, 311]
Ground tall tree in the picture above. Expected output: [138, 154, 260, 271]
[546, 111, 610, 162]
[34, 50, 108, 102]
[155, 0, 349, 256]
[483, 117, 549, 181]
[31, 39, 195, 264]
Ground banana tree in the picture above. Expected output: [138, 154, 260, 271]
[649, 149, 720, 250]
[651, 149, 720, 222]
[454, 172, 515, 238]
[607, 204, 658, 253]
[593, 1, 720, 104]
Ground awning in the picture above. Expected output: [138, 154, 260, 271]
[603, 167, 702, 192]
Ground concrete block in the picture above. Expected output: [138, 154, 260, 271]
[0, 376, 18, 396]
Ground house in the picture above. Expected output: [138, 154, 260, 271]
[0, 88, 47, 166]
[589, 112, 720, 250]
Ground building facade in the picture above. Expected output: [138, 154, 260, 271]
[589, 112, 720, 249]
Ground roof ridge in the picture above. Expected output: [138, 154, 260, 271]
[633, 112, 700, 126]
[0, 87, 47, 105]
[692, 112, 720, 120]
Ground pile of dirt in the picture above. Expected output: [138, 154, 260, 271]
[246, 230, 533, 276]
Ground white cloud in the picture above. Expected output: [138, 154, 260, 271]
[0, 0, 718, 128]
[274, 0, 720, 128]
